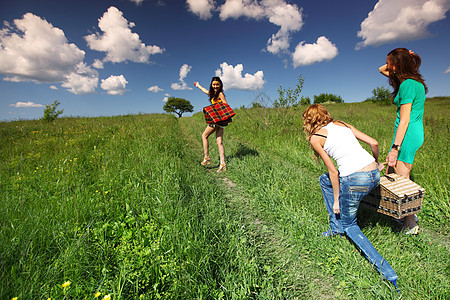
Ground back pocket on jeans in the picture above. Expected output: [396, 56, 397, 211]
[349, 186, 370, 193]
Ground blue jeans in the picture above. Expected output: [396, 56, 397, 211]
[319, 169, 398, 282]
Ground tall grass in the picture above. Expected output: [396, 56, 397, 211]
[1, 97, 448, 299]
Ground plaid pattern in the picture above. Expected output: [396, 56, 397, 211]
[203, 103, 235, 124]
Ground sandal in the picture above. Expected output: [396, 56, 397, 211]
[201, 156, 211, 166]
[404, 225, 419, 235]
[217, 163, 226, 173]
[322, 229, 344, 237]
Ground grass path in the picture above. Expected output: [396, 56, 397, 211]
[179, 115, 449, 299]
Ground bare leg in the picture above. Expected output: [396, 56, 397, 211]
[202, 126, 216, 158]
[396, 161, 417, 230]
[215, 127, 225, 164]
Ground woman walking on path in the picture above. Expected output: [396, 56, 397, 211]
[194, 76, 227, 173]
[379, 48, 427, 235]
[302, 104, 398, 288]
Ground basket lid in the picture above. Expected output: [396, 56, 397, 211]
[380, 174, 425, 197]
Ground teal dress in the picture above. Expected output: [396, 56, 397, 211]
[392, 79, 426, 164]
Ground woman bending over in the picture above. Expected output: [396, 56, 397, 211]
[303, 104, 398, 287]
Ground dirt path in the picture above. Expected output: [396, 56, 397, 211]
[178, 117, 336, 298]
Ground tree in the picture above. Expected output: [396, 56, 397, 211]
[313, 93, 343, 104]
[163, 97, 194, 118]
[42, 100, 64, 122]
[365, 86, 392, 105]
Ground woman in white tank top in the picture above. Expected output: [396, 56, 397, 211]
[302, 104, 398, 290]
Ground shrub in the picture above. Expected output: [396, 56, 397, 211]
[42, 100, 64, 122]
[313, 93, 343, 104]
[365, 86, 392, 105]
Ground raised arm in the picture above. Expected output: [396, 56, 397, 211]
[194, 82, 209, 95]
[379, 64, 389, 77]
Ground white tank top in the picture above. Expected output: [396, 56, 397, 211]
[322, 122, 375, 177]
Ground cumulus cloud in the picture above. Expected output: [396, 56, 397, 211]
[9, 101, 44, 108]
[219, 0, 304, 54]
[100, 75, 128, 95]
[62, 62, 99, 94]
[445, 66, 450, 74]
[215, 62, 264, 91]
[356, 0, 450, 49]
[171, 64, 193, 90]
[163, 93, 170, 102]
[148, 85, 163, 92]
[92, 59, 104, 69]
[85, 6, 164, 63]
[0, 12, 97, 94]
[186, 0, 215, 20]
[187, 0, 303, 54]
[130, 0, 144, 5]
[292, 36, 338, 67]
[49, 85, 58, 90]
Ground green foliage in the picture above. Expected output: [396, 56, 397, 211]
[163, 97, 193, 117]
[42, 100, 64, 122]
[313, 93, 343, 104]
[273, 74, 305, 108]
[365, 86, 393, 105]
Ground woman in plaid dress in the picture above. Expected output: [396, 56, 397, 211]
[194, 76, 227, 173]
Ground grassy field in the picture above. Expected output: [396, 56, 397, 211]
[1, 98, 448, 299]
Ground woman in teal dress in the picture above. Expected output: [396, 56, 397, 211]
[379, 48, 427, 235]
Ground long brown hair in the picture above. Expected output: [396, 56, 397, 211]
[387, 48, 428, 97]
[302, 104, 333, 140]
[209, 76, 224, 102]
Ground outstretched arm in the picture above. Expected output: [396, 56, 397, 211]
[194, 82, 209, 95]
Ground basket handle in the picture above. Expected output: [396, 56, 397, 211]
[380, 162, 397, 182]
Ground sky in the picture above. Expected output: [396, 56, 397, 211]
[1, 0, 449, 121]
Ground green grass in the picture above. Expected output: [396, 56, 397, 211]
[1, 98, 449, 299]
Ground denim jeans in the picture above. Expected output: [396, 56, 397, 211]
[319, 169, 398, 282]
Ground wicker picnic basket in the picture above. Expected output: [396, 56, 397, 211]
[361, 171, 425, 219]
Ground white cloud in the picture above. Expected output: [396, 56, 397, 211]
[171, 64, 193, 90]
[445, 66, 450, 74]
[85, 6, 164, 63]
[0, 12, 98, 94]
[148, 85, 163, 92]
[292, 36, 338, 67]
[186, 0, 215, 20]
[356, 0, 450, 49]
[100, 75, 128, 95]
[92, 59, 104, 69]
[61, 62, 99, 95]
[130, 0, 144, 5]
[219, 0, 304, 54]
[163, 93, 170, 102]
[215, 62, 264, 91]
[49, 85, 58, 90]
[9, 101, 44, 108]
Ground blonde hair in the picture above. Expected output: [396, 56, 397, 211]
[302, 104, 333, 140]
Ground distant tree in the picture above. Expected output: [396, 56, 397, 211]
[365, 86, 392, 105]
[42, 100, 64, 122]
[299, 96, 311, 106]
[313, 93, 343, 104]
[163, 97, 194, 118]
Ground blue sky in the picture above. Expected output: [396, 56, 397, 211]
[1, 0, 449, 121]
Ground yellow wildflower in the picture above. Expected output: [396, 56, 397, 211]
[102, 294, 111, 300]
[94, 292, 101, 298]
[61, 280, 71, 287]
[11, 297, 18, 300]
